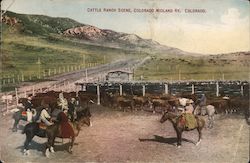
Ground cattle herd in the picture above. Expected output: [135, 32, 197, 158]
[21, 89, 249, 117]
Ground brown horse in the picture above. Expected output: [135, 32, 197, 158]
[44, 115, 90, 157]
[22, 108, 91, 157]
[160, 111, 205, 148]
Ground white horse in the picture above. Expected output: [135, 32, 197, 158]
[194, 105, 215, 129]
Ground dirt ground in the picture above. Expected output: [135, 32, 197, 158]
[0, 105, 249, 163]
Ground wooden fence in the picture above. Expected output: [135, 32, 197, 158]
[76, 80, 249, 105]
[1, 80, 248, 115]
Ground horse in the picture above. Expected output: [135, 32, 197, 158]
[160, 111, 205, 148]
[13, 97, 57, 132]
[22, 108, 91, 157]
[12, 106, 43, 132]
[68, 97, 93, 122]
[194, 105, 215, 129]
[12, 97, 57, 132]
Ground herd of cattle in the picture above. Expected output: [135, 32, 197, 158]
[18, 89, 249, 117]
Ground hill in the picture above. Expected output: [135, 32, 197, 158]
[2, 11, 195, 56]
[135, 51, 250, 81]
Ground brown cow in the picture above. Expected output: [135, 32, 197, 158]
[133, 96, 150, 111]
[149, 99, 171, 114]
[115, 96, 134, 112]
[77, 91, 96, 107]
[228, 97, 249, 115]
[167, 97, 180, 110]
[208, 99, 230, 114]
[101, 91, 116, 108]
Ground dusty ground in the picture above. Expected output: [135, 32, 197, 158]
[0, 105, 249, 163]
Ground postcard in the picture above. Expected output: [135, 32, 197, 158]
[0, 0, 249, 162]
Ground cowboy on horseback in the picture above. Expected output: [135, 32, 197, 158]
[185, 99, 194, 114]
[37, 104, 53, 126]
[25, 95, 33, 122]
[57, 108, 75, 138]
[68, 98, 77, 122]
[181, 99, 197, 130]
[57, 92, 68, 111]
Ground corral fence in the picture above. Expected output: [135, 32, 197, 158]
[76, 80, 249, 105]
[0, 63, 102, 86]
[1, 80, 249, 114]
[0, 80, 80, 114]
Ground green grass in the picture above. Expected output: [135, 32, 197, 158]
[135, 57, 250, 81]
[1, 32, 144, 76]
[1, 12, 147, 91]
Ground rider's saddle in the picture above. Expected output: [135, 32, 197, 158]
[39, 122, 47, 130]
[179, 116, 186, 126]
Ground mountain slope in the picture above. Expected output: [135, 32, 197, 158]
[3, 11, 83, 35]
[63, 25, 190, 56]
[2, 11, 193, 56]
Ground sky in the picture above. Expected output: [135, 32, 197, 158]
[2, 0, 250, 54]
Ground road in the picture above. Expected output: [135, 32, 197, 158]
[0, 57, 150, 109]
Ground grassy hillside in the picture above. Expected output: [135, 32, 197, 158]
[135, 55, 250, 81]
[5, 11, 84, 35]
[1, 11, 147, 91]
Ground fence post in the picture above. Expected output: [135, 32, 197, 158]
[68, 81, 70, 92]
[15, 88, 18, 105]
[191, 84, 195, 94]
[76, 85, 79, 97]
[24, 90, 27, 98]
[241, 85, 244, 96]
[216, 82, 219, 97]
[119, 84, 123, 96]
[142, 85, 145, 96]
[81, 84, 86, 91]
[97, 84, 100, 105]
[164, 83, 168, 94]
[85, 69, 88, 82]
